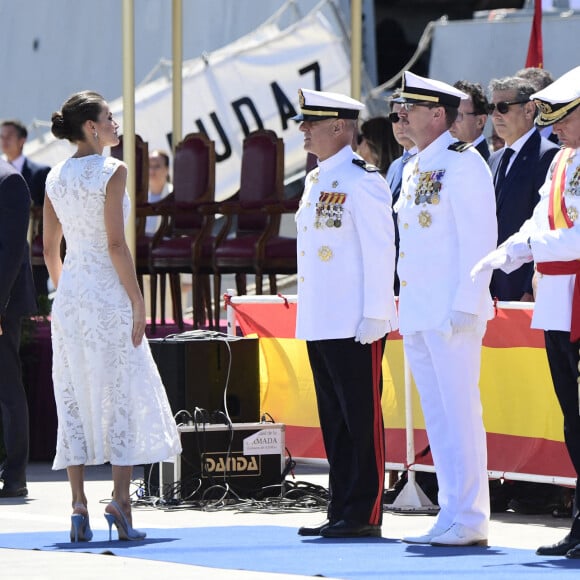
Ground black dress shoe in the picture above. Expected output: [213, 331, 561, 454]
[536, 534, 580, 556]
[567, 544, 580, 559]
[298, 519, 332, 536]
[0, 485, 28, 498]
[321, 519, 381, 538]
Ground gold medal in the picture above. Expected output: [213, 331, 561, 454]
[431, 193, 440, 205]
[318, 246, 333, 261]
[418, 210, 432, 228]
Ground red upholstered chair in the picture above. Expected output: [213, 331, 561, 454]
[256, 154, 314, 293]
[259, 199, 299, 292]
[149, 132, 216, 329]
[110, 135, 176, 330]
[211, 129, 288, 316]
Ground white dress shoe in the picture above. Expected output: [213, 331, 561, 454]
[430, 523, 488, 547]
[402, 523, 450, 544]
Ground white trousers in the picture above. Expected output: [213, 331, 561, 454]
[404, 328, 490, 536]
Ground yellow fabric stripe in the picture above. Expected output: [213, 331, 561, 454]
[552, 148, 574, 229]
[258, 337, 563, 441]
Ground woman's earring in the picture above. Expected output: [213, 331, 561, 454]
[93, 131, 98, 141]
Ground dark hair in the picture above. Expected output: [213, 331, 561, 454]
[150, 149, 170, 168]
[453, 80, 489, 115]
[150, 149, 171, 182]
[359, 116, 402, 174]
[51, 90, 106, 143]
[0, 119, 27, 139]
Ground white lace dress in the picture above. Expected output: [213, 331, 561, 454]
[46, 155, 182, 470]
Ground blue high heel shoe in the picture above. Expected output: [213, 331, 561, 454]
[70, 504, 93, 542]
[104, 500, 146, 541]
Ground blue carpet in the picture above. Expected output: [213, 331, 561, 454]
[1, 526, 579, 578]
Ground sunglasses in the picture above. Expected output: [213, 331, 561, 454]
[488, 100, 529, 114]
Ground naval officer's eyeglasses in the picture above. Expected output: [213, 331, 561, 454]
[488, 99, 529, 114]
[388, 101, 435, 123]
[398, 102, 434, 112]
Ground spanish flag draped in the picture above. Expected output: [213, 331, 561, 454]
[231, 299, 574, 479]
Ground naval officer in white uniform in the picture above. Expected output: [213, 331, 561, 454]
[473, 65, 580, 559]
[293, 88, 398, 539]
[394, 71, 497, 547]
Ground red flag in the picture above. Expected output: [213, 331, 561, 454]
[525, 0, 543, 68]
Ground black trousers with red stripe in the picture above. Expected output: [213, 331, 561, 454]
[306, 336, 386, 526]
[544, 330, 580, 534]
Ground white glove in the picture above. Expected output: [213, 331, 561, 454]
[471, 247, 510, 279]
[355, 318, 389, 344]
[504, 237, 533, 262]
[450, 310, 478, 334]
[471, 235, 533, 280]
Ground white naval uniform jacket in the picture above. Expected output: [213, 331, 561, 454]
[295, 145, 398, 341]
[517, 148, 580, 332]
[394, 131, 497, 335]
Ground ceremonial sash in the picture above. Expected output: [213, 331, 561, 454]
[548, 148, 575, 230]
[537, 148, 580, 341]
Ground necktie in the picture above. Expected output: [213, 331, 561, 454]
[388, 150, 413, 198]
[494, 147, 514, 191]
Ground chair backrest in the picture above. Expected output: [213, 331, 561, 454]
[237, 129, 284, 233]
[172, 132, 216, 232]
[110, 134, 149, 206]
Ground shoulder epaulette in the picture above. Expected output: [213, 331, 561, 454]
[448, 141, 472, 153]
[352, 158, 380, 172]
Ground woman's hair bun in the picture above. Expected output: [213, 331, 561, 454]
[51, 111, 70, 140]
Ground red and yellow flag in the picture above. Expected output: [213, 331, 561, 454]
[525, 0, 543, 68]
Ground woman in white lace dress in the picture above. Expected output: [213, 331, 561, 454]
[43, 91, 181, 542]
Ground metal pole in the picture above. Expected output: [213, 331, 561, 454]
[403, 350, 417, 486]
[172, 0, 183, 149]
[226, 289, 237, 336]
[350, 0, 362, 99]
[122, 0, 136, 258]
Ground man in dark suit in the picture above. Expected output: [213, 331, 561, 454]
[487, 76, 559, 301]
[0, 119, 51, 300]
[450, 80, 491, 161]
[0, 159, 37, 497]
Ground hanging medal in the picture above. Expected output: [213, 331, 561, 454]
[566, 165, 580, 196]
[316, 192, 347, 229]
